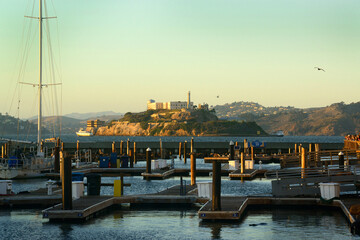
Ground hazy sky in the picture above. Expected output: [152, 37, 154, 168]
[1, 0, 359, 118]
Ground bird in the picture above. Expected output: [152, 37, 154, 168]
[314, 67, 325, 72]
[217, 95, 219, 98]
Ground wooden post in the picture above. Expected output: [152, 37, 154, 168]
[309, 143, 312, 153]
[183, 141, 187, 164]
[146, 148, 151, 174]
[159, 138, 163, 159]
[212, 161, 221, 211]
[244, 139, 248, 154]
[251, 147, 254, 161]
[301, 147, 306, 178]
[133, 142, 137, 164]
[127, 139, 130, 155]
[191, 152, 196, 186]
[1, 145, 4, 158]
[288, 148, 291, 154]
[129, 150, 133, 168]
[121, 175, 124, 196]
[120, 140, 123, 155]
[76, 140, 80, 161]
[54, 143, 60, 173]
[294, 144, 297, 154]
[315, 144, 320, 167]
[61, 154, 72, 210]
[61, 142, 64, 152]
[241, 152, 245, 174]
[191, 138, 194, 154]
[112, 141, 116, 153]
[229, 141, 234, 160]
[179, 142, 182, 160]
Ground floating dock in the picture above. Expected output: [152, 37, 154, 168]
[229, 169, 267, 180]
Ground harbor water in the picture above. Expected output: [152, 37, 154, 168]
[1, 135, 357, 239]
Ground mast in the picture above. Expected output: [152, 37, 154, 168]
[37, 0, 43, 155]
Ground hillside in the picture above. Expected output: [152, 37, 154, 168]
[215, 101, 360, 136]
[0, 113, 46, 135]
[94, 109, 267, 136]
[29, 116, 85, 134]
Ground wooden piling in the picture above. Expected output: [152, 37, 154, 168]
[191, 153, 196, 186]
[309, 143, 312, 153]
[183, 141, 187, 164]
[294, 144, 297, 154]
[120, 140, 123, 155]
[179, 142, 182, 160]
[191, 138, 194, 154]
[1, 145, 4, 158]
[230, 141, 234, 160]
[112, 141, 116, 153]
[241, 152, 245, 174]
[127, 139, 130, 155]
[54, 144, 60, 173]
[129, 150, 134, 168]
[76, 140, 80, 161]
[301, 147, 306, 178]
[133, 142, 137, 164]
[146, 148, 151, 174]
[212, 161, 221, 211]
[244, 139, 248, 154]
[159, 138, 163, 159]
[251, 147, 254, 161]
[61, 154, 72, 210]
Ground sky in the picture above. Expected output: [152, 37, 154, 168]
[0, 0, 359, 118]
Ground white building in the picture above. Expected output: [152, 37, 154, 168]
[147, 92, 193, 110]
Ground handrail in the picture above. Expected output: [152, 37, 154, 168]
[265, 165, 360, 180]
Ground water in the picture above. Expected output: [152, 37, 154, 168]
[1, 135, 356, 239]
[6, 167, 358, 239]
[0, 207, 356, 239]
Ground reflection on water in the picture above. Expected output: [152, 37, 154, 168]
[0, 207, 356, 239]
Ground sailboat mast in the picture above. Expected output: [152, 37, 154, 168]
[37, 0, 43, 154]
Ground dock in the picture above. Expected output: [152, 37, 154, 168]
[42, 184, 199, 221]
[198, 196, 359, 227]
[141, 169, 176, 180]
[229, 169, 267, 180]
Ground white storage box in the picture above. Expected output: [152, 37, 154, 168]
[0, 180, 12, 195]
[197, 182, 212, 198]
[158, 159, 167, 169]
[319, 182, 340, 200]
[151, 160, 159, 170]
[229, 160, 239, 170]
[72, 181, 84, 199]
[245, 160, 254, 169]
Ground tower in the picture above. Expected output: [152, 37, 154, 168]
[187, 91, 190, 109]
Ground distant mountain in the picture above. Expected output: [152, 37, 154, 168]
[0, 113, 47, 135]
[64, 111, 123, 120]
[29, 116, 84, 134]
[214, 101, 360, 136]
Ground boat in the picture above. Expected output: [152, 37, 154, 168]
[271, 130, 284, 137]
[76, 129, 93, 137]
[0, 0, 59, 179]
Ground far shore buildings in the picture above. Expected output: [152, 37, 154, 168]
[147, 91, 194, 110]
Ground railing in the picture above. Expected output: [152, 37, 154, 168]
[280, 150, 359, 168]
[266, 165, 360, 180]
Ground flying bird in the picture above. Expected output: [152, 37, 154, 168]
[314, 67, 325, 72]
[217, 95, 219, 98]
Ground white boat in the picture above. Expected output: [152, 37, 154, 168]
[272, 130, 284, 137]
[76, 129, 93, 137]
[0, 0, 59, 179]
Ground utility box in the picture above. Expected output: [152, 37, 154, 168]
[158, 159, 167, 169]
[319, 183, 340, 200]
[229, 160, 239, 170]
[72, 181, 84, 199]
[197, 182, 212, 198]
[0, 180, 12, 195]
[245, 160, 254, 169]
[151, 160, 159, 170]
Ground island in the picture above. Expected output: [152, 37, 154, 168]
[90, 109, 268, 136]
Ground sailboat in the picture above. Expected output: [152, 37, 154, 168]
[0, 0, 59, 179]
